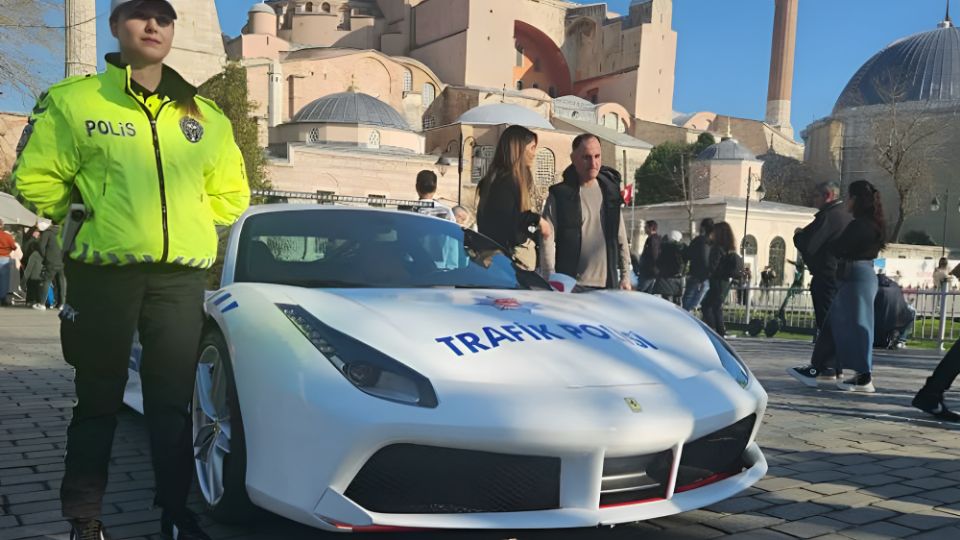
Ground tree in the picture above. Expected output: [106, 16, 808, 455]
[758, 152, 816, 207]
[634, 133, 715, 234]
[871, 70, 950, 242]
[198, 63, 270, 192]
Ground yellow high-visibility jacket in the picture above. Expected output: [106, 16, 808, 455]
[14, 56, 250, 269]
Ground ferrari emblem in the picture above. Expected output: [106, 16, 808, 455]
[624, 397, 642, 413]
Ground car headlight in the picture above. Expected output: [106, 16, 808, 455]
[696, 320, 751, 389]
[277, 304, 439, 408]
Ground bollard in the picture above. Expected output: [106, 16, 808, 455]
[938, 281, 949, 351]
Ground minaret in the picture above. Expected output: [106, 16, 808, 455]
[940, 0, 954, 28]
[164, 0, 227, 86]
[765, 0, 798, 139]
[64, 0, 97, 77]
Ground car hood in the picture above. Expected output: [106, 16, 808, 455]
[246, 285, 726, 388]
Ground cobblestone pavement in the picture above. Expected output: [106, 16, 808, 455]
[2, 308, 959, 540]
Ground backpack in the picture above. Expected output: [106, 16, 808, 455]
[718, 252, 744, 281]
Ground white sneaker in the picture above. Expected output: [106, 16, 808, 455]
[836, 373, 876, 393]
[31, 304, 46, 311]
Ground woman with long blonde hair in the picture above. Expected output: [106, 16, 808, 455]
[476, 125, 551, 269]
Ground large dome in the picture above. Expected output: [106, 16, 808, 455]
[294, 92, 412, 131]
[835, 22, 960, 112]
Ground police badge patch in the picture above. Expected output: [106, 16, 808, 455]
[15, 122, 34, 155]
[180, 117, 204, 143]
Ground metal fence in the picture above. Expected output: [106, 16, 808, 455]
[719, 285, 960, 350]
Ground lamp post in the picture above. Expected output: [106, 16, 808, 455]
[930, 188, 959, 258]
[435, 133, 477, 206]
[741, 168, 766, 257]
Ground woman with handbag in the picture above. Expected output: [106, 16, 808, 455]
[476, 125, 552, 270]
[700, 221, 742, 337]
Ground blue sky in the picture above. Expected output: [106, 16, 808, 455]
[3, 0, 955, 138]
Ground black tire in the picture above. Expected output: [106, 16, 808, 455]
[196, 328, 260, 523]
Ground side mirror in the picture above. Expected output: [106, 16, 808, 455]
[548, 273, 577, 293]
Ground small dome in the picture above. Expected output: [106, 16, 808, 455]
[835, 23, 960, 112]
[697, 138, 756, 161]
[248, 2, 275, 14]
[294, 92, 412, 131]
[456, 103, 554, 130]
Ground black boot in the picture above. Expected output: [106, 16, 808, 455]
[69, 519, 110, 540]
[160, 509, 212, 540]
[912, 389, 960, 422]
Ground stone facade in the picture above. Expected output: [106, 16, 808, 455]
[0, 113, 28, 177]
[165, 0, 227, 86]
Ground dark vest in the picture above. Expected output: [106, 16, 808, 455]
[549, 165, 624, 288]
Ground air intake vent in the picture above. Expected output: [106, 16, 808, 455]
[345, 444, 561, 514]
[599, 449, 673, 507]
[675, 414, 756, 492]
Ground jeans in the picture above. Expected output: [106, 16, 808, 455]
[682, 278, 709, 311]
[810, 261, 878, 375]
[60, 260, 206, 520]
[0, 257, 11, 300]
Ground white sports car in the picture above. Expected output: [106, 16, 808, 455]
[124, 204, 768, 533]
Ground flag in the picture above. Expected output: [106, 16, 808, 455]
[621, 184, 634, 205]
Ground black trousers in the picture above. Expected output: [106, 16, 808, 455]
[60, 260, 205, 520]
[810, 274, 838, 332]
[702, 279, 731, 336]
[920, 337, 960, 396]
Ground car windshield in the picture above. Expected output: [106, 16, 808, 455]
[235, 209, 552, 290]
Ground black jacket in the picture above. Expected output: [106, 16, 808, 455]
[548, 165, 624, 288]
[638, 234, 660, 278]
[476, 174, 540, 251]
[794, 200, 852, 278]
[684, 234, 712, 280]
[657, 241, 685, 278]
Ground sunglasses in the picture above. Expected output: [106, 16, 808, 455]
[125, 9, 175, 27]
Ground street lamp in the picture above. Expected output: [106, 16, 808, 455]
[434, 133, 477, 206]
[741, 167, 765, 257]
[930, 187, 960, 258]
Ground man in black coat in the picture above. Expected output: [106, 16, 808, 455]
[636, 220, 660, 293]
[788, 181, 853, 386]
[682, 218, 714, 311]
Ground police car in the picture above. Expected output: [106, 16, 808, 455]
[125, 200, 768, 533]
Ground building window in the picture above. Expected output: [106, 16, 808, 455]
[471, 145, 496, 184]
[515, 44, 524, 67]
[516, 80, 523, 90]
[368, 130, 381, 149]
[422, 115, 436, 130]
[422, 83, 435, 107]
[402, 68, 413, 93]
[534, 148, 556, 209]
[308, 128, 321, 144]
[769, 237, 786, 285]
[369, 194, 386, 207]
[305, 2, 314, 12]
[603, 112, 619, 130]
[338, 6, 351, 30]
[321, 2, 331, 13]
[548, 86, 557, 98]
[741, 235, 758, 256]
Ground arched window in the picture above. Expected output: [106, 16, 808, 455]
[338, 5, 351, 30]
[402, 68, 413, 93]
[603, 112, 619, 130]
[368, 130, 381, 149]
[516, 80, 523, 91]
[321, 2, 331, 13]
[741, 235, 758, 256]
[471, 145, 496, 184]
[534, 148, 556, 210]
[305, 2, 314, 12]
[308, 128, 321, 144]
[422, 83, 435, 107]
[769, 237, 786, 285]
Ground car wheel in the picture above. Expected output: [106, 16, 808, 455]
[193, 328, 258, 522]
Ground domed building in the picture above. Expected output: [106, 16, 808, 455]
[266, 91, 455, 203]
[804, 9, 960, 247]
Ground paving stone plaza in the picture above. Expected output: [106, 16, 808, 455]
[1, 308, 959, 540]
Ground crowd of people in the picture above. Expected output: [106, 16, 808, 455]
[0, 218, 66, 310]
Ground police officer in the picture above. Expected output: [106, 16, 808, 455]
[13, 1, 250, 539]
